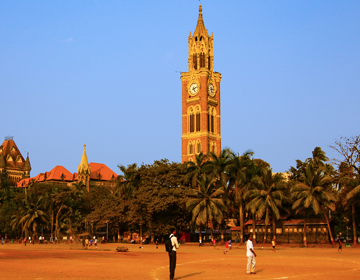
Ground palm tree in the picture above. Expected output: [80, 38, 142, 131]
[245, 170, 287, 243]
[186, 175, 228, 241]
[16, 196, 48, 241]
[207, 148, 233, 241]
[291, 162, 337, 245]
[183, 152, 210, 189]
[226, 150, 253, 244]
[116, 163, 140, 200]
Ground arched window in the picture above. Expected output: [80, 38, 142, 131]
[189, 142, 194, 155]
[193, 54, 197, 70]
[189, 108, 195, 133]
[211, 108, 215, 133]
[200, 53, 205, 68]
[196, 107, 201, 132]
[208, 107, 216, 134]
[197, 141, 201, 154]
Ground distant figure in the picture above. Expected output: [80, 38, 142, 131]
[89, 239, 93, 247]
[85, 238, 89, 248]
[168, 228, 179, 280]
[228, 239, 232, 250]
[95, 238, 98, 248]
[50, 237, 53, 244]
[156, 238, 159, 249]
[338, 237, 343, 253]
[212, 239, 216, 248]
[24, 237, 27, 246]
[199, 237, 202, 247]
[246, 235, 257, 275]
[1, 236, 3, 245]
[224, 240, 229, 254]
[272, 239, 276, 252]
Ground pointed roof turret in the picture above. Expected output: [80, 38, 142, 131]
[24, 152, 31, 171]
[77, 144, 91, 175]
[193, 5, 209, 38]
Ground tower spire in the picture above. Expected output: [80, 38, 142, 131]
[193, 4, 208, 38]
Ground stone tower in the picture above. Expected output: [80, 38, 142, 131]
[77, 144, 91, 191]
[181, 5, 222, 163]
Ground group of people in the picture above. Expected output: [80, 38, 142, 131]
[84, 236, 98, 248]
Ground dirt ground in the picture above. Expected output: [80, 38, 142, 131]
[0, 242, 359, 280]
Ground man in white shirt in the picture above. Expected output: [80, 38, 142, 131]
[169, 228, 179, 280]
[246, 235, 257, 274]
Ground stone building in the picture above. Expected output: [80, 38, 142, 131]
[181, 5, 222, 162]
[16, 145, 118, 191]
[0, 137, 31, 187]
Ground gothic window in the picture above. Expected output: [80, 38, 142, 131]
[211, 108, 215, 133]
[189, 108, 195, 133]
[208, 107, 216, 133]
[195, 107, 201, 132]
[193, 54, 197, 70]
[208, 56, 211, 70]
[200, 53, 205, 68]
[189, 142, 194, 155]
[197, 141, 201, 154]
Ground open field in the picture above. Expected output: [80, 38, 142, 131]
[0, 242, 359, 280]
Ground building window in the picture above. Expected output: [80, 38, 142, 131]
[193, 54, 197, 70]
[276, 228, 282, 234]
[196, 107, 201, 132]
[189, 108, 195, 133]
[200, 53, 205, 68]
[189, 142, 193, 155]
[197, 141, 201, 154]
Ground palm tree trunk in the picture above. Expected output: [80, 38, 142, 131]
[51, 210, 54, 239]
[55, 204, 65, 239]
[320, 206, 335, 245]
[272, 215, 276, 242]
[352, 205, 357, 247]
[303, 218, 307, 247]
[239, 200, 244, 245]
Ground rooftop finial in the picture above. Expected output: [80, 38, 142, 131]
[83, 144, 86, 149]
[199, 4, 202, 14]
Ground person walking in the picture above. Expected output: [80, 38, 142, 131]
[224, 240, 229, 254]
[199, 237, 202, 247]
[169, 228, 179, 280]
[228, 239, 232, 250]
[246, 235, 257, 275]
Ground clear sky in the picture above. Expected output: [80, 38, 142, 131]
[1, 0, 359, 177]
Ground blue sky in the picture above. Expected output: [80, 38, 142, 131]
[1, 0, 359, 176]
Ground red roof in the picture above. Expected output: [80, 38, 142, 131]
[16, 163, 118, 188]
[89, 162, 118, 181]
[46, 166, 73, 181]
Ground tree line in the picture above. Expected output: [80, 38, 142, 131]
[0, 136, 359, 246]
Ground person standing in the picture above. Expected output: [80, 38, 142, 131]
[272, 239, 276, 252]
[246, 235, 257, 275]
[228, 239, 232, 250]
[199, 237, 202, 247]
[169, 228, 179, 280]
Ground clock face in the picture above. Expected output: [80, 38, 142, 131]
[208, 83, 215, 96]
[189, 83, 199, 95]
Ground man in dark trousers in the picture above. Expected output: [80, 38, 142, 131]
[169, 228, 179, 280]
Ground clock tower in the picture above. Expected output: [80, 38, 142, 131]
[181, 5, 222, 163]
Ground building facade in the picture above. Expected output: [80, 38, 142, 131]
[181, 5, 222, 163]
[16, 145, 118, 191]
[0, 137, 31, 187]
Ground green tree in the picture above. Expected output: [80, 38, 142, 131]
[291, 150, 337, 245]
[246, 169, 288, 243]
[226, 150, 254, 244]
[186, 175, 228, 241]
